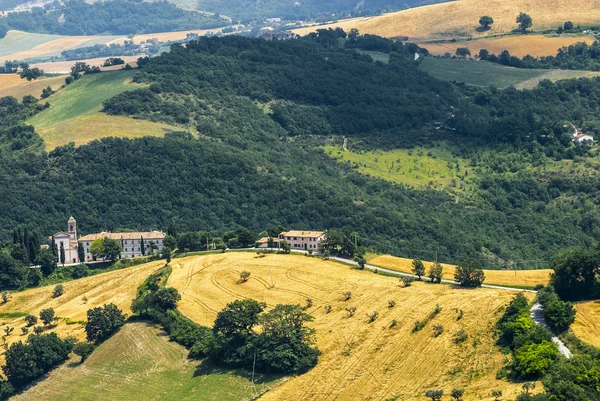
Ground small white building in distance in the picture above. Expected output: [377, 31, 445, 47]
[278, 230, 326, 251]
[50, 216, 80, 264]
[79, 231, 166, 262]
[256, 236, 280, 248]
[574, 133, 594, 143]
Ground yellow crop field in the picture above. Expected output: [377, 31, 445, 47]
[370, 255, 552, 288]
[168, 252, 532, 401]
[0, 35, 113, 63]
[31, 56, 140, 74]
[293, 0, 600, 41]
[0, 75, 66, 99]
[36, 113, 179, 150]
[107, 28, 227, 45]
[421, 35, 596, 58]
[572, 300, 600, 348]
[0, 74, 24, 90]
[0, 261, 163, 363]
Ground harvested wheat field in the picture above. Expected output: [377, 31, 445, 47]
[421, 34, 596, 58]
[106, 27, 238, 46]
[0, 261, 163, 362]
[572, 300, 600, 348]
[169, 252, 532, 401]
[31, 56, 140, 74]
[370, 255, 552, 288]
[0, 75, 66, 99]
[293, 0, 600, 41]
[0, 35, 116, 62]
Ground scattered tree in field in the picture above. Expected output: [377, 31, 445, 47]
[454, 260, 485, 287]
[455, 47, 471, 58]
[425, 389, 444, 401]
[39, 308, 56, 326]
[491, 389, 503, 401]
[389, 319, 397, 328]
[367, 311, 379, 323]
[21, 327, 28, 335]
[428, 261, 443, 283]
[354, 254, 366, 270]
[280, 240, 291, 254]
[33, 326, 44, 334]
[1, 291, 10, 304]
[305, 298, 313, 308]
[479, 16, 494, 30]
[457, 309, 464, 320]
[433, 324, 444, 337]
[522, 382, 536, 394]
[239, 270, 250, 283]
[343, 291, 352, 301]
[413, 320, 426, 332]
[401, 276, 415, 287]
[454, 329, 468, 344]
[163, 246, 172, 265]
[3, 327, 13, 337]
[82, 295, 88, 304]
[52, 284, 64, 298]
[478, 48, 490, 60]
[516, 12, 533, 32]
[85, 303, 126, 343]
[40, 86, 54, 99]
[73, 341, 95, 362]
[451, 388, 465, 400]
[345, 307, 357, 317]
[388, 300, 396, 308]
[563, 21, 574, 31]
[20, 67, 42, 81]
[412, 259, 425, 279]
[324, 305, 332, 314]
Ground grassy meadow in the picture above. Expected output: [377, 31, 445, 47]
[13, 322, 281, 401]
[323, 144, 472, 192]
[419, 58, 600, 89]
[27, 70, 180, 150]
[168, 252, 532, 401]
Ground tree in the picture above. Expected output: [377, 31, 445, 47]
[550, 249, 599, 300]
[1, 291, 10, 304]
[479, 16, 494, 30]
[491, 390, 503, 401]
[239, 270, 250, 283]
[412, 259, 425, 280]
[522, 382, 536, 394]
[255, 304, 319, 373]
[513, 341, 559, 378]
[163, 246, 172, 264]
[77, 242, 85, 263]
[59, 242, 65, 266]
[85, 304, 126, 343]
[140, 236, 146, 256]
[428, 261, 443, 283]
[19, 67, 42, 81]
[563, 21, 574, 30]
[280, 240, 291, 254]
[455, 47, 471, 58]
[451, 388, 464, 400]
[72, 264, 89, 279]
[36, 248, 57, 276]
[40, 86, 54, 99]
[39, 308, 56, 326]
[24, 315, 37, 327]
[52, 284, 64, 298]
[478, 48, 490, 60]
[516, 12, 533, 31]
[73, 341, 95, 362]
[354, 254, 366, 270]
[343, 291, 352, 301]
[425, 389, 444, 401]
[90, 238, 122, 261]
[454, 260, 485, 287]
[0, 253, 29, 290]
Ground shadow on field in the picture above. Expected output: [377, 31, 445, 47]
[192, 359, 283, 385]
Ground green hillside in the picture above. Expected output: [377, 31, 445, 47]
[12, 322, 281, 401]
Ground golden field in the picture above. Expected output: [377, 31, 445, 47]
[293, 0, 600, 41]
[421, 34, 596, 58]
[370, 255, 552, 288]
[0, 34, 113, 63]
[168, 252, 532, 401]
[0, 261, 164, 363]
[572, 300, 600, 348]
[31, 56, 140, 74]
[0, 75, 66, 99]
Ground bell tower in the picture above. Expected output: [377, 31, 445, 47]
[67, 216, 77, 241]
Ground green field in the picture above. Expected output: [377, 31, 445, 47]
[420, 58, 600, 89]
[28, 70, 180, 149]
[0, 30, 60, 58]
[323, 144, 472, 192]
[13, 322, 282, 401]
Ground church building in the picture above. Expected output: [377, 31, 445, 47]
[50, 216, 80, 264]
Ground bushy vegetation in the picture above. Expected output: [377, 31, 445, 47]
[550, 243, 600, 301]
[85, 303, 126, 343]
[537, 286, 576, 333]
[0, 0, 227, 35]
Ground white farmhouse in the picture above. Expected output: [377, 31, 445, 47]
[79, 231, 166, 262]
[278, 230, 326, 251]
[573, 133, 594, 143]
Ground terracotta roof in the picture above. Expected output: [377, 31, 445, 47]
[280, 230, 325, 239]
[257, 237, 279, 243]
[79, 231, 165, 241]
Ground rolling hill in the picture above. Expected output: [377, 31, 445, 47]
[27, 70, 181, 150]
[292, 0, 600, 41]
[167, 252, 532, 401]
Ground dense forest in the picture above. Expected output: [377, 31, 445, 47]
[197, 0, 448, 22]
[0, 0, 227, 35]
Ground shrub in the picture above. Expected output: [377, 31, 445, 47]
[85, 304, 126, 343]
[401, 276, 414, 287]
[52, 284, 64, 298]
[454, 329, 468, 344]
[73, 342, 95, 362]
[33, 326, 44, 334]
[433, 324, 444, 337]
[367, 311, 379, 323]
[457, 309, 464, 320]
[451, 388, 464, 400]
[425, 389, 444, 400]
[412, 259, 425, 279]
[388, 300, 395, 308]
[324, 305, 332, 314]
[413, 320, 426, 332]
[513, 341, 559, 378]
[428, 261, 443, 283]
[345, 307, 357, 317]
[1, 291, 10, 304]
[343, 291, 352, 301]
[431, 304, 442, 317]
[305, 298, 313, 308]
[71, 264, 90, 279]
[491, 389, 503, 401]
[239, 270, 250, 283]
[454, 260, 485, 287]
[39, 308, 56, 326]
[20, 327, 28, 335]
[389, 319, 397, 328]
[322, 250, 330, 260]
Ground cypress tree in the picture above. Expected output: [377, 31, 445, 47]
[77, 242, 85, 263]
[22, 227, 30, 265]
[140, 236, 145, 256]
[28, 233, 39, 265]
[51, 236, 58, 256]
[12, 228, 21, 245]
[59, 242, 65, 266]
